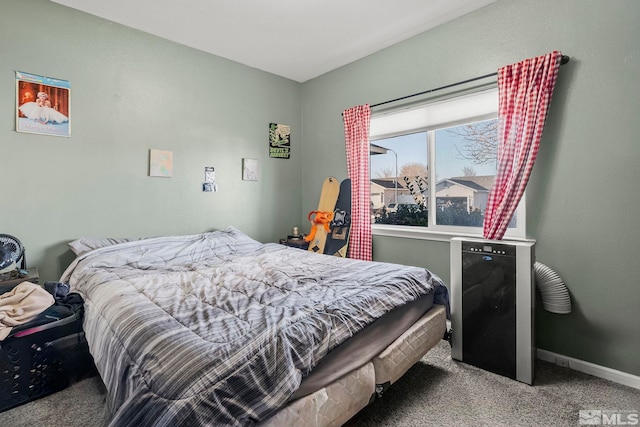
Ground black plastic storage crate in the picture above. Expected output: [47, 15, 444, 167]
[0, 301, 95, 412]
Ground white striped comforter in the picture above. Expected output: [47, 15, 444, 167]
[61, 227, 445, 426]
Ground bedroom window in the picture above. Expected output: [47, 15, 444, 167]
[369, 88, 526, 240]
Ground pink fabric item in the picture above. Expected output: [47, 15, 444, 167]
[343, 104, 372, 261]
[483, 51, 563, 240]
[0, 282, 54, 340]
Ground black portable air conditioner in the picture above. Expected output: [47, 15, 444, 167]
[450, 237, 536, 385]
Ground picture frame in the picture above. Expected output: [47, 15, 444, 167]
[269, 123, 290, 159]
[242, 158, 259, 181]
[16, 71, 71, 137]
[149, 149, 173, 177]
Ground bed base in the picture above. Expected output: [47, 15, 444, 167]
[261, 304, 446, 427]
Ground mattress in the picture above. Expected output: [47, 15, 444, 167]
[372, 303, 446, 387]
[292, 292, 435, 399]
[261, 304, 447, 427]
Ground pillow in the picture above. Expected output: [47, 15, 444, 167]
[202, 227, 263, 256]
[68, 237, 139, 257]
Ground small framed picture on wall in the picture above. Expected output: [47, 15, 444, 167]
[269, 123, 290, 159]
[242, 158, 259, 181]
[16, 71, 71, 137]
[149, 149, 173, 177]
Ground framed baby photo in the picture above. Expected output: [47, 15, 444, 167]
[16, 71, 71, 137]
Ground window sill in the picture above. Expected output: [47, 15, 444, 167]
[372, 224, 534, 243]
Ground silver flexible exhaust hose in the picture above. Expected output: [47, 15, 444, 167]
[534, 262, 572, 314]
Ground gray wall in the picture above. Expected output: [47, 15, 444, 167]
[1, 0, 302, 281]
[302, 0, 640, 376]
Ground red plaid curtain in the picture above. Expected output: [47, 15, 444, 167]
[343, 104, 372, 260]
[483, 51, 563, 240]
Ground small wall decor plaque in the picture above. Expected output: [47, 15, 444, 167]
[203, 166, 218, 192]
[16, 71, 71, 137]
[242, 158, 259, 181]
[149, 149, 173, 177]
[269, 123, 290, 159]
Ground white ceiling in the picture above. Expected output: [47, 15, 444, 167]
[50, 0, 495, 83]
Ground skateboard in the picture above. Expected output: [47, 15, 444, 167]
[305, 177, 340, 254]
[323, 178, 351, 257]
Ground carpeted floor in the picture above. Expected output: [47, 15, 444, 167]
[1, 340, 638, 426]
[345, 341, 639, 426]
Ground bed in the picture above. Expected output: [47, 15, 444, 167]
[61, 226, 448, 426]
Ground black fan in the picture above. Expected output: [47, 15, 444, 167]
[0, 234, 26, 270]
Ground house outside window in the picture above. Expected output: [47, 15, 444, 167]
[369, 88, 525, 240]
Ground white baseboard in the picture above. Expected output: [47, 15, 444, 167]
[537, 348, 640, 390]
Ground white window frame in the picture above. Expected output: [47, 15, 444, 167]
[369, 88, 527, 242]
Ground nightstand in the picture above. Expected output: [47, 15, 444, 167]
[0, 268, 39, 294]
[280, 237, 309, 250]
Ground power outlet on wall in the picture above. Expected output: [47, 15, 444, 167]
[556, 356, 569, 368]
